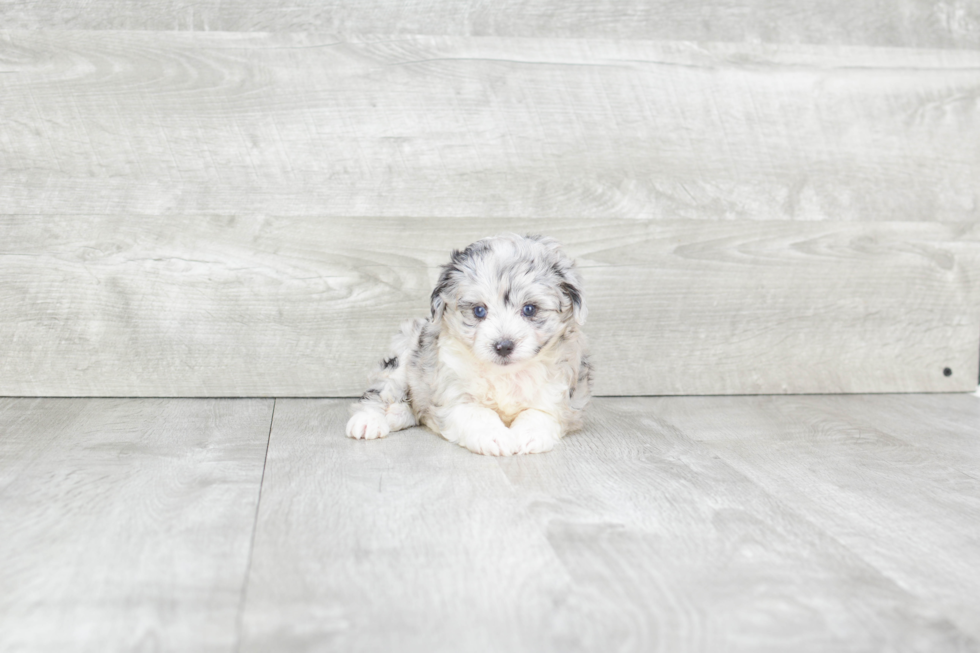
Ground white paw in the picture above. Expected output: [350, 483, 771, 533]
[516, 431, 558, 455]
[385, 402, 417, 431]
[346, 411, 390, 440]
[462, 429, 519, 457]
[510, 410, 562, 455]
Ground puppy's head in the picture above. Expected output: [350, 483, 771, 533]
[430, 233, 586, 366]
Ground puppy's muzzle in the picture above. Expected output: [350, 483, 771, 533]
[493, 339, 515, 358]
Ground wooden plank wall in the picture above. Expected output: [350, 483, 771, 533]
[2, 216, 977, 396]
[3, 1, 979, 48]
[2, 34, 979, 222]
[1, 5, 979, 397]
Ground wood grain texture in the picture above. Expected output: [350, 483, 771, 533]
[1, 0, 978, 49]
[238, 397, 977, 651]
[649, 393, 980, 641]
[2, 32, 979, 221]
[2, 216, 977, 397]
[239, 399, 576, 652]
[0, 397, 273, 652]
[789, 392, 980, 477]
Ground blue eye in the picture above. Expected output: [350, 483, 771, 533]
[473, 305, 487, 319]
[522, 304, 537, 317]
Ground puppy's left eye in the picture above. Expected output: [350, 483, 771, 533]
[522, 304, 537, 318]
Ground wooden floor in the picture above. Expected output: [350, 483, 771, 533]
[1, 394, 978, 652]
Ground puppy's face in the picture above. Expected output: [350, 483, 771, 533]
[430, 234, 586, 366]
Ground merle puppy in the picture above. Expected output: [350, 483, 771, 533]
[346, 233, 591, 456]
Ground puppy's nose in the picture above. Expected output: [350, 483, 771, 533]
[494, 339, 515, 358]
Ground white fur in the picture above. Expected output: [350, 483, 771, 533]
[345, 233, 591, 456]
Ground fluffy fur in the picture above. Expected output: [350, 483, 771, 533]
[345, 233, 591, 456]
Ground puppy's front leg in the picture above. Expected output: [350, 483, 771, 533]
[510, 409, 563, 454]
[441, 404, 519, 457]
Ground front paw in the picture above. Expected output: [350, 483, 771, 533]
[514, 431, 557, 454]
[462, 429, 520, 457]
[511, 410, 561, 454]
[346, 411, 390, 440]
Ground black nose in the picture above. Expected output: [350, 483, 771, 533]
[494, 339, 515, 358]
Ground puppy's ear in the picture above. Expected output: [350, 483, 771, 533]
[430, 275, 448, 323]
[561, 273, 588, 325]
[547, 242, 587, 326]
[430, 256, 459, 323]
[430, 291, 446, 323]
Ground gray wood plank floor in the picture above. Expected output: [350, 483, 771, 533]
[2, 394, 978, 651]
[0, 398, 274, 653]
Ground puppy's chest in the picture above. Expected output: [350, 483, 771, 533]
[470, 368, 546, 423]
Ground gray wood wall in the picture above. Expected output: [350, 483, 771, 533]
[2, 4, 979, 396]
[3, 1, 979, 48]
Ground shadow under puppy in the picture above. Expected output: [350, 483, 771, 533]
[346, 233, 591, 455]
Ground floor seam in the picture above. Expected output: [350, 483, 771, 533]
[233, 397, 276, 653]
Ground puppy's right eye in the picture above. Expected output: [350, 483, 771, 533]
[473, 306, 487, 319]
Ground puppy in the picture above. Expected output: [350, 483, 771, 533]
[345, 233, 591, 456]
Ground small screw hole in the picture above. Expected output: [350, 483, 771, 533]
[943, 367, 952, 377]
